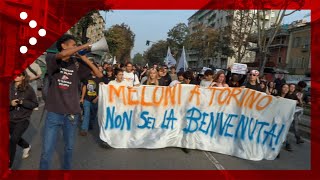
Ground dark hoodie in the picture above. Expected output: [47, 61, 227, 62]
[9, 83, 38, 123]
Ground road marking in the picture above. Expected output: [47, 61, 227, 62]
[203, 151, 225, 170]
[203, 151, 234, 180]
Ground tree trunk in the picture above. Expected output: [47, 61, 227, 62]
[237, 47, 242, 63]
[259, 52, 267, 76]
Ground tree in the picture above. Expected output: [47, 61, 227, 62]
[144, 40, 168, 66]
[253, 0, 305, 75]
[167, 23, 189, 57]
[215, 27, 235, 59]
[104, 23, 135, 64]
[229, 10, 255, 63]
[185, 24, 220, 66]
[132, 53, 144, 65]
[69, 10, 110, 44]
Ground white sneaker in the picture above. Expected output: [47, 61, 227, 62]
[22, 145, 31, 159]
[34, 107, 39, 110]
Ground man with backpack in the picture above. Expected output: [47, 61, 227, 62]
[39, 34, 103, 170]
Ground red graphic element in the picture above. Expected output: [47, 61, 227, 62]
[61, 75, 69, 80]
[58, 85, 69, 90]
[0, 0, 319, 179]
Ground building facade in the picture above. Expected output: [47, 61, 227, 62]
[286, 20, 311, 75]
[68, 11, 105, 43]
[86, 12, 105, 43]
[187, 10, 279, 69]
[250, 25, 290, 70]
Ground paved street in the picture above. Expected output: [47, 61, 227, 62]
[12, 104, 310, 170]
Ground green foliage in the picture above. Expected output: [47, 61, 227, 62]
[185, 24, 220, 60]
[144, 40, 169, 66]
[132, 53, 144, 65]
[104, 23, 135, 64]
[167, 23, 189, 56]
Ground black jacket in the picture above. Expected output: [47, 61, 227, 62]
[161, 73, 172, 86]
[9, 83, 38, 123]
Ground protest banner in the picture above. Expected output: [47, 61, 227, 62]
[97, 84, 296, 161]
[231, 63, 248, 75]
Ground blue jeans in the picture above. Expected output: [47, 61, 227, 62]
[81, 100, 98, 131]
[39, 112, 79, 170]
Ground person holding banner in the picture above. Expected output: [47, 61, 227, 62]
[210, 70, 229, 87]
[277, 83, 294, 152]
[143, 68, 159, 86]
[160, 65, 172, 86]
[241, 70, 262, 92]
[39, 34, 103, 170]
[182, 71, 197, 85]
[285, 84, 304, 144]
[267, 81, 278, 96]
[260, 81, 268, 93]
[108, 68, 131, 87]
[169, 66, 178, 81]
[227, 74, 240, 87]
[200, 69, 214, 88]
[169, 71, 185, 87]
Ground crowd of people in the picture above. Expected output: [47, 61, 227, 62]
[8, 34, 310, 170]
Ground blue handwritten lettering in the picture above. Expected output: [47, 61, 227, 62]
[234, 115, 249, 140]
[248, 118, 258, 141]
[183, 107, 201, 133]
[161, 109, 177, 130]
[199, 112, 209, 134]
[263, 124, 278, 150]
[105, 106, 132, 131]
[138, 111, 156, 129]
[256, 121, 269, 144]
[224, 114, 238, 138]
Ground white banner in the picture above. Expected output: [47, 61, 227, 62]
[231, 63, 248, 75]
[98, 84, 296, 161]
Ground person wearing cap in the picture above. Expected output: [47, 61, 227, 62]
[241, 70, 263, 92]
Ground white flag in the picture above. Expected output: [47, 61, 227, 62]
[113, 56, 117, 65]
[176, 46, 188, 72]
[165, 47, 177, 67]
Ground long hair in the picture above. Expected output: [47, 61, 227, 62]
[267, 81, 275, 89]
[280, 83, 289, 97]
[16, 71, 30, 91]
[213, 70, 226, 84]
[147, 68, 159, 85]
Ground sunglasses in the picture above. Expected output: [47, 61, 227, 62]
[249, 74, 257, 77]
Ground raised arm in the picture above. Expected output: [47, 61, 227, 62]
[56, 43, 91, 61]
[78, 55, 103, 78]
